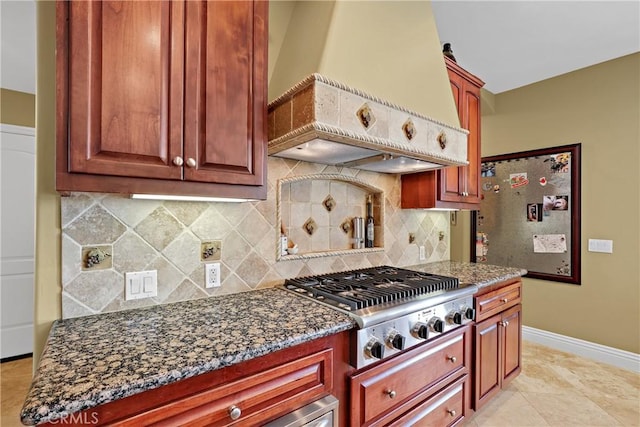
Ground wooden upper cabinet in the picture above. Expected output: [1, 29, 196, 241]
[438, 59, 482, 205]
[183, 1, 266, 186]
[401, 57, 484, 210]
[57, 0, 268, 199]
[67, 1, 184, 180]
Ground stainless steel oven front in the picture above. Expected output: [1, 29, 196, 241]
[264, 395, 338, 427]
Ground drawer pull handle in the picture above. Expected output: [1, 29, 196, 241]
[447, 355, 457, 363]
[447, 409, 457, 417]
[228, 405, 242, 420]
[501, 298, 508, 303]
[385, 389, 397, 399]
[172, 156, 184, 166]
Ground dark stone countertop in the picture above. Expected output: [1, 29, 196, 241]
[20, 287, 355, 426]
[20, 261, 525, 425]
[406, 261, 527, 289]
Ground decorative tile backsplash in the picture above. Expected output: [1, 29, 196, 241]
[61, 158, 451, 319]
[278, 174, 384, 256]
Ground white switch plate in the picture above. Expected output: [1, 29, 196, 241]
[588, 239, 613, 253]
[125, 270, 157, 300]
[419, 246, 426, 261]
[205, 263, 221, 288]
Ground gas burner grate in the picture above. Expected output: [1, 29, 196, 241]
[285, 266, 459, 310]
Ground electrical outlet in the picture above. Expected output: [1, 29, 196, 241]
[205, 263, 221, 288]
[125, 270, 157, 300]
[419, 246, 426, 261]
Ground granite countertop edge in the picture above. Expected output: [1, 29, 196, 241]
[21, 262, 525, 425]
[406, 260, 527, 289]
[20, 288, 355, 426]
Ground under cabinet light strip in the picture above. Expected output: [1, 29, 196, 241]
[130, 194, 257, 203]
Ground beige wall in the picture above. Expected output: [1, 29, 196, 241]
[0, 88, 35, 127]
[482, 53, 640, 353]
[34, 0, 61, 365]
[268, 1, 459, 128]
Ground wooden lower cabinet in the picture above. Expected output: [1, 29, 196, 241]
[474, 279, 522, 410]
[387, 375, 468, 427]
[38, 331, 352, 427]
[350, 326, 472, 427]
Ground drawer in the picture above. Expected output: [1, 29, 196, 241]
[350, 331, 466, 426]
[475, 281, 521, 321]
[387, 375, 467, 427]
[119, 349, 333, 426]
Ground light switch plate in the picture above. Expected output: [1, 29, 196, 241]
[125, 270, 158, 300]
[588, 239, 613, 253]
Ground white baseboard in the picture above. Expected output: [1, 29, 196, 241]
[522, 326, 640, 373]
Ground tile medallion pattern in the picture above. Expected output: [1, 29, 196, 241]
[61, 158, 451, 318]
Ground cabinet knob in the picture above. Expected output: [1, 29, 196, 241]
[172, 156, 184, 166]
[228, 405, 242, 420]
[447, 355, 457, 363]
[186, 157, 197, 168]
[500, 320, 509, 327]
[447, 409, 457, 417]
[385, 389, 397, 399]
[501, 298, 508, 303]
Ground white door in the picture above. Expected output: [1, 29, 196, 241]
[0, 124, 35, 359]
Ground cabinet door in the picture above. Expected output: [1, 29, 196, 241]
[502, 304, 522, 384]
[439, 72, 481, 205]
[474, 313, 501, 408]
[438, 75, 464, 203]
[67, 1, 184, 180]
[462, 82, 481, 203]
[183, 0, 267, 186]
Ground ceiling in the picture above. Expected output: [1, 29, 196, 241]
[1, 1, 638, 95]
[432, 0, 640, 93]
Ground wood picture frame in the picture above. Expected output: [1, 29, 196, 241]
[471, 143, 581, 284]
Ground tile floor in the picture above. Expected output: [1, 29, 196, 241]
[1, 341, 638, 426]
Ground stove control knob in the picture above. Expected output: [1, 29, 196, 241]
[429, 317, 445, 333]
[465, 307, 476, 321]
[412, 322, 429, 340]
[387, 330, 406, 350]
[447, 311, 462, 325]
[365, 338, 385, 360]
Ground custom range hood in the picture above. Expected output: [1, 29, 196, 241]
[267, 1, 468, 174]
[267, 73, 469, 173]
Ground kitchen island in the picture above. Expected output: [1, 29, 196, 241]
[21, 262, 526, 426]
